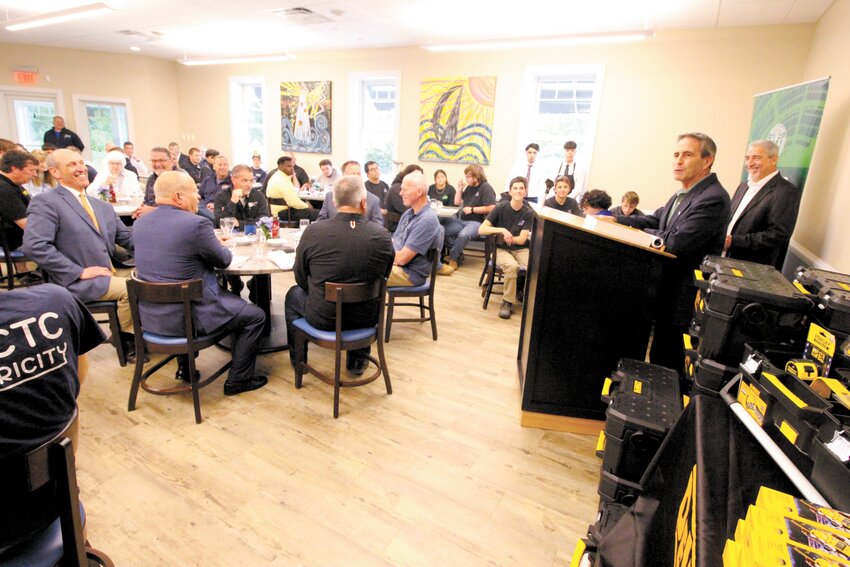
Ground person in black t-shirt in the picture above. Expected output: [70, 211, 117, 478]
[0, 149, 37, 252]
[542, 175, 581, 216]
[443, 164, 497, 269]
[428, 169, 456, 210]
[478, 176, 535, 319]
[364, 160, 390, 212]
[0, 284, 104, 457]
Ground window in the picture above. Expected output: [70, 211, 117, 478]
[230, 77, 265, 164]
[521, 65, 605, 166]
[73, 96, 131, 165]
[0, 87, 61, 151]
[349, 73, 400, 182]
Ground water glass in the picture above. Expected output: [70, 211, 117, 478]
[299, 219, 310, 232]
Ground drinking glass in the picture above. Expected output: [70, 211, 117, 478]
[299, 219, 310, 232]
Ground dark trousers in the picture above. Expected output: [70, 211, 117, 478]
[648, 319, 688, 377]
[284, 285, 369, 367]
[213, 302, 265, 382]
[280, 207, 319, 223]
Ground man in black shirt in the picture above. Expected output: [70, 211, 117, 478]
[284, 175, 394, 375]
[42, 116, 84, 151]
[443, 164, 497, 269]
[478, 176, 535, 319]
[364, 160, 389, 212]
[0, 149, 37, 252]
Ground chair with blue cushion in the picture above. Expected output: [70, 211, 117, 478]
[0, 411, 114, 567]
[1, 214, 42, 291]
[384, 248, 439, 342]
[126, 274, 233, 424]
[292, 279, 391, 418]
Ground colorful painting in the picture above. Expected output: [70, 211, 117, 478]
[280, 81, 332, 154]
[418, 76, 496, 164]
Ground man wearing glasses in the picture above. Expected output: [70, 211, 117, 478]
[133, 146, 181, 219]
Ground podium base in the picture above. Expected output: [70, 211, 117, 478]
[520, 410, 604, 435]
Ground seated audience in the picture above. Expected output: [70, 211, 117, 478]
[478, 176, 535, 320]
[251, 152, 266, 186]
[287, 152, 311, 187]
[364, 160, 389, 211]
[182, 147, 208, 187]
[317, 161, 384, 225]
[428, 169, 456, 208]
[86, 150, 142, 201]
[266, 156, 319, 222]
[1, 149, 38, 254]
[581, 189, 614, 216]
[609, 191, 643, 217]
[443, 164, 496, 270]
[23, 149, 58, 196]
[134, 171, 267, 394]
[315, 159, 339, 191]
[213, 164, 270, 229]
[543, 175, 581, 215]
[123, 141, 148, 177]
[23, 149, 137, 360]
[284, 175, 394, 374]
[384, 164, 423, 232]
[199, 155, 232, 213]
[0, 284, 104, 457]
[388, 172, 442, 287]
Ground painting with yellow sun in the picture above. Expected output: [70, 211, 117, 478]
[419, 76, 496, 164]
[281, 81, 332, 154]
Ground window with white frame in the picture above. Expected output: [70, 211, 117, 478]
[73, 97, 131, 165]
[230, 77, 265, 164]
[521, 65, 604, 169]
[349, 74, 399, 181]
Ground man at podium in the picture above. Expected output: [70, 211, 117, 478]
[613, 132, 730, 374]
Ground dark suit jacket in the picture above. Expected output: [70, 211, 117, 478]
[133, 205, 246, 336]
[618, 173, 730, 325]
[23, 186, 134, 302]
[43, 128, 84, 151]
[726, 173, 801, 266]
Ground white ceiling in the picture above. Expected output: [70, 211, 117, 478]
[0, 0, 836, 62]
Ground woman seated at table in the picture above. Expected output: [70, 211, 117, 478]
[86, 150, 141, 202]
[542, 175, 581, 215]
[428, 169, 456, 207]
[384, 164, 424, 232]
[478, 176, 535, 320]
[580, 189, 614, 217]
[23, 149, 59, 196]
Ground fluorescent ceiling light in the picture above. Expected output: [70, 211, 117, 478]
[5, 2, 113, 31]
[423, 30, 655, 52]
[178, 54, 294, 67]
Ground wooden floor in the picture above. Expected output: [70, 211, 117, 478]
[76, 255, 600, 566]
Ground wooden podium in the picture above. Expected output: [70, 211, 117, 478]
[518, 208, 674, 434]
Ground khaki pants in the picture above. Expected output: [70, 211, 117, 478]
[387, 265, 413, 287]
[495, 248, 529, 304]
[97, 268, 133, 333]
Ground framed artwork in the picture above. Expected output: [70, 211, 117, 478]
[281, 81, 332, 154]
[418, 76, 496, 164]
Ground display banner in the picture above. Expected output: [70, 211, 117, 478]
[743, 77, 830, 192]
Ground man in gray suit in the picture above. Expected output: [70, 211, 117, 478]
[23, 148, 137, 358]
[317, 160, 384, 225]
[133, 171, 267, 395]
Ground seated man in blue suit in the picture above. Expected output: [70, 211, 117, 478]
[23, 148, 137, 359]
[133, 171, 267, 395]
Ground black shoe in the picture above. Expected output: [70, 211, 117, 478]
[348, 358, 369, 376]
[247, 277, 257, 303]
[224, 375, 268, 396]
[175, 366, 200, 382]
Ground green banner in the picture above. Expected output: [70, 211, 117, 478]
[744, 77, 830, 192]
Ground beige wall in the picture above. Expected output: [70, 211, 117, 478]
[795, 0, 850, 271]
[5, 17, 848, 269]
[0, 44, 180, 159]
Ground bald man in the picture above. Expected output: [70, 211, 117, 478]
[132, 172, 267, 394]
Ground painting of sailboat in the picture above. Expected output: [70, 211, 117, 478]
[419, 76, 496, 164]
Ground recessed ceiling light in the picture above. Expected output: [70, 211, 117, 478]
[129, 46, 141, 52]
[5, 2, 113, 31]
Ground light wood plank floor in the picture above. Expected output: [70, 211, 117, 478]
[76, 254, 600, 566]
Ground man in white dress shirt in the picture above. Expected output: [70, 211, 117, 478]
[550, 140, 587, 203]
[505, 143, 547, 203]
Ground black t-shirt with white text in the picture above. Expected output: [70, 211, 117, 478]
[485, 201, 535, 250]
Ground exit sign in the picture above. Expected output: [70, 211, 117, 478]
[14, 71, 38, 85]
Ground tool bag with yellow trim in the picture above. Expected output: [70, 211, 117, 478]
[596, 394, 800, 567]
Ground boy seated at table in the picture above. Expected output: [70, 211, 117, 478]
[609, 190, 644, 217]
[580, 189, 614, 217]
[542, 175, 581, 215]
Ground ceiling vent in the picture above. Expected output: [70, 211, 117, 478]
[119, 29, 164, 41]
[272, 7, 332, 25]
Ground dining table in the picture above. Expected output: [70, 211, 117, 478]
[217, 227, 301, 353]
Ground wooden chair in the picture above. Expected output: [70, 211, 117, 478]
[85, 301, 127, 367]
[126, 275, 233, 424]
[385, 248, 438, 342]
[481, 234, 527, 310]
[0, 412, 114, 566]
[268, 197, 299, 228]
[0, 215, 41, 290]
[291, 279, 391, 418]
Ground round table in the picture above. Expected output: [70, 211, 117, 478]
[217, 229, 299, 353]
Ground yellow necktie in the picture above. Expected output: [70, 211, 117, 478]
[79, 194, 100, 232]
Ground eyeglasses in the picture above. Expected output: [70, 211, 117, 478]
[151, 159, 169, 164]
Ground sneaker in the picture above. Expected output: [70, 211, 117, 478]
[347, 358, 369, 376]
[223, 375, 268, 396]
[498, 300, 513, 319]
[436, 263, 454, 276]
